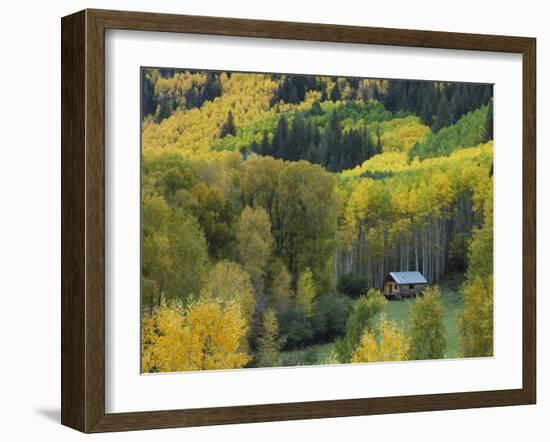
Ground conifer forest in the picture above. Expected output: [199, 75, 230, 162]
[140, 69, 494, 373]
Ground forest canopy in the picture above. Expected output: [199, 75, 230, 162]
[140, 68, 494, 372]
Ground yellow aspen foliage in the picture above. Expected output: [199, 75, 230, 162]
[256, 308, 281, 367]
[203, 261, 256, 326]
[142, 73, 278, 155]
[141, 300, 249, 373]
[376, 117, 430, 153]
[342, 142, 492, 178]
[410, 286, 446, 360]
[142, 305, 186, 373]
[352, 319, 410, 363]
[296, 268, 316, 316]
[184, 300, 250, 370]
[334, 289, 387, 362]
[458, 276, 493, 357]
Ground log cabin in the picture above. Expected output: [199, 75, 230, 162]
[383, 271, 428, 300]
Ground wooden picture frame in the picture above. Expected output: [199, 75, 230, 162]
[61, 8, 536, 433]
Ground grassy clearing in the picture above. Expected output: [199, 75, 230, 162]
[278, 274, 465, 365]
[377, 273, 465, 358]
[278, 343, 335, 367]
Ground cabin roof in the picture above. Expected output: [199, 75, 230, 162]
[388, 271, 427, 285]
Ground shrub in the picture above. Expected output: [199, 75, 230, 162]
[276, 304, 313, 350]
[336, 273, 370, 298]
[311, 293, 354, 342]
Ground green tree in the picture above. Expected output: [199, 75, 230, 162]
[271, 114, 289, 158]
[256, 308, 281, 367]
[190, 182, 238, 259]
[335, 289, 387, 362]
[466, 214, 493, 282]
[203, 261, 256, 326]
[448, 232, 468, 272]
[483, 99, 493, 142]
[141, 195, 208, 311]
[375, 122, 383, 154]
[241, 157, 340, 293]
[260, 129, 271, 155]
[266, 258, 293, 307]
[408, 105, 490, 161]
[286, 111, 307, 161]
[235, 206, 274, 290]
[330, 81, 341, 101]
[409, 286, 446, 360]
[220, 110, 237, 137]
[458, 277, 493, 357]
[296, 268, 316, 316]
[311, 293, 354, 342]
[432, 93, 450, 133]
[276, 161, 341, 291]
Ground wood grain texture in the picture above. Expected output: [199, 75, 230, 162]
[61, 8, 537, 433]
[522, 38, 536, 403]
[61, 10, 86, 432]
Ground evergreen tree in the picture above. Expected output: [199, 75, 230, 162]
[362, 127, 373, 159]
[220, 111, 237, 138]
[375, 123, 383, 154]
[330, 82, 341, 101]
[481, 85, 493, 107]
[141, 69, 158, 117]
[186, 86, 200, 109]
[271, 114, 289, 158]
[286, 112, 307, 161]
[201, 72, 221, 102]
[432, 93, 451, 133]
[249, 140, 260, 155]
[260, 130, 271, 155]
[322, 111, 344, 171]
[419, 83, 438, 126]
[449, 86, 464, 125]
[483, 99, 493, 142]
[310, 100, 323, 116]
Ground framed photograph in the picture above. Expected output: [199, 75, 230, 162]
[61, 9, 536, 433]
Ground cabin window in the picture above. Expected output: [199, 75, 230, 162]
[409, 284, 414, 289]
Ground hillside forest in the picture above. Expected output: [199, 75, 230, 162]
[140, 68, 494, 373]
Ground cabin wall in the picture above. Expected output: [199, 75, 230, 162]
[399, 283, 427, 295]
[383, 281, 400, 294]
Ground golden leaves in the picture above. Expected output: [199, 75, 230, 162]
[459, 277, 493, 358]
[142, 73, 277, 154]
[296, 268, 316, 316]
[351, 318, 410, 363]
[141, 300, 249, 373]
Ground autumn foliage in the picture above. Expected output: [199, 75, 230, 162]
[140, 68, 494, 372]
[352, 318, 410, 363]
[142, 300, 249, 373]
